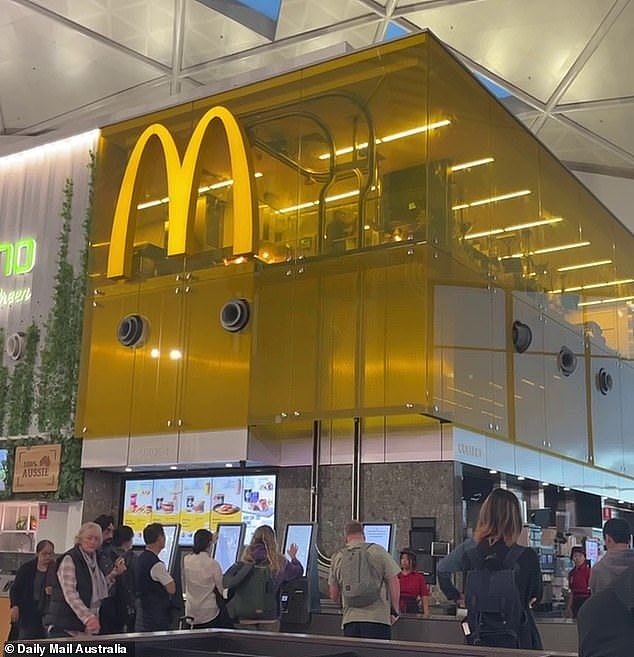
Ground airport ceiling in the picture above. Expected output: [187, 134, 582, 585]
[1, 0, 633, 187]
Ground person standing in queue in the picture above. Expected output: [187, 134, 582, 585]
[182, 529, 226, 628]
[135, 523, 176, 631]
[44, 522, 126, 637]
[224, 525, 303, 632]
[589, 518, 634, 595]
[566, 546, 591, 618]
[9, 540, 55, 639]
[397, 548, 430, 617]
[328, 520, 400, 640]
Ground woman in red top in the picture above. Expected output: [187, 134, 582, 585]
[567, 546, 591, 618]
[397, 549, 430, 616]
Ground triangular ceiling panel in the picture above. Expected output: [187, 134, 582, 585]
[182, 0, 269, 69]
[276, 0, 371, 40]
[401, 0, 614, 103]
[560, 104, 634, 158]
[535, 116, 634, 170]
[29, 0, 175, 66]
[560, 0, 634, 104]
[0, 2, 161, 130]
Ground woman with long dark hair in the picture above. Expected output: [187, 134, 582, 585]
[182, 529, 226, 628]
[9, 540, 55, 639]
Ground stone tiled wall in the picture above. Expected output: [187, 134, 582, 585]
[81, 470, 121, 522]
[360, 461, 462, 551]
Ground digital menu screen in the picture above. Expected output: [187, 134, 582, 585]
[283, 523, 314, 571]
[214, 523, 246, 573]
[363, 523, 393, 552]
[122, 473, 276, 546]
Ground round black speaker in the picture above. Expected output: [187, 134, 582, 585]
[117, 314, 148, 347]
[220, 299, 250, 333]
[557, 346, 577, 377]
[6, 332, 25, 361]
[512, 320, 532, 354]
[596, 367, 613, 395]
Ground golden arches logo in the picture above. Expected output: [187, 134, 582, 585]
[107, 105, 256, 279]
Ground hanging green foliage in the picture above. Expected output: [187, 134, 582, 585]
[36, 178, 76, 434]
[0, 329, 8, 433]
[5, 324, 40, 436]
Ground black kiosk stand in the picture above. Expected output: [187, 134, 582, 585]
[280, 523, 319, 629]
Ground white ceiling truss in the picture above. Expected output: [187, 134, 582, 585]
[0, 0, 633, 196]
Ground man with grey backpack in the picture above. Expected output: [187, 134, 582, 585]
[328, 520, 400, 640]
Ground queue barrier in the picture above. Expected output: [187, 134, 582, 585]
[8, 628, 577, 657]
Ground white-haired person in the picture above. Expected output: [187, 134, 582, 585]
[44, 522, 126, 637]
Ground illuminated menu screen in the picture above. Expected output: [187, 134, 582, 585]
[123, 474, 276, 546]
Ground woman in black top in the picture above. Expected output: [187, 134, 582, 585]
[461, 489, 543, 650]
[9, 540, 55, 639]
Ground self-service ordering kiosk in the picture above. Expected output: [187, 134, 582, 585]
[280, 522, 319, 627]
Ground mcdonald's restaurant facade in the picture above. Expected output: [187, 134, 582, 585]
[77, 32, 634, 551]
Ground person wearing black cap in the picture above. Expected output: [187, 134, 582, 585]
[589, 518, 634, 595]
[397, 549, 430, 616]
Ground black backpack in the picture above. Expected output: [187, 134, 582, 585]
[464, 544, 527, 649]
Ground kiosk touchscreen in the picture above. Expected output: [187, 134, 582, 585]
[214, 523, 246, 573]
[158, 524, 180, 573]
[362, 523, 393, 553]
[283, 523, 315, 572]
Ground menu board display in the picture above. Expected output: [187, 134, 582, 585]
[122, 480, 154, 544]
[152, 479, 182, 523]
[123, 473, 276, 546]
[180, 478, 212, 545]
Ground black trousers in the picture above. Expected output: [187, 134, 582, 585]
[343, 622, 391, 640]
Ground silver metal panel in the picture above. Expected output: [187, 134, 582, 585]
[81, 436, 129, 468]
[590, 350, 624, 473]
[128, 432, 179, 466]
[178, 428, 248, 463]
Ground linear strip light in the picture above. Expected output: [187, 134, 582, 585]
[499, 240, 590, 261]
[578, 295, 634, 307]
[464, 217, 562, 240]
[549, 278, 634, 294]
[136, 172, 263, 210]
[557, 259, 612, 272]
[318, 119, 451, 160]
[278, 189, 360, 214]
[452, 189, 531, 211]
[562, 279, 634, 293]
[451, 157, 494, 172]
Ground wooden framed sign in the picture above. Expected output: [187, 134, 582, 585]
[12, 444, 62, 493]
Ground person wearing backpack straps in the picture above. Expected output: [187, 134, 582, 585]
[328, 520, 400, 640]
[460, 489, 543, 650]
[225, 525, 303, 631]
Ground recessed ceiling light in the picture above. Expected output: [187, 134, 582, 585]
[563, 487, 571, 492]
[489, 469, 498, 474]
[124, 467, 132, 473]
[170, 465, 177, 470]
[517, 476, 525, 481]
[225, 463, 233, 468]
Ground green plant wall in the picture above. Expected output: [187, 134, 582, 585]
[0, 153, 95, 500]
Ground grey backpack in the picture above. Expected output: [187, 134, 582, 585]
[339, 543, 382, 607]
